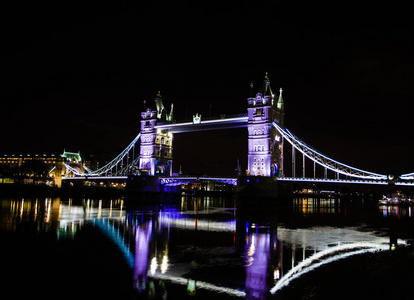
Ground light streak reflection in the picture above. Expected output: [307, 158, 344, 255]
[149, 273, 247, 297]
[270, 242, 392, 294]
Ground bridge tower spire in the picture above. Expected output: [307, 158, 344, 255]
[247, 73, 284, 177]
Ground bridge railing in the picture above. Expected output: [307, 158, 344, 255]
[160, 177, 238, 186]
[278, 177, 388, 185]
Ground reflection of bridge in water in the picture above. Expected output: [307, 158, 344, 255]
[87, 199, 400, 298]
[5, 198, 403, 299]
[61, 199, 404, 298]
[1, 198, 411, 299]
[5, 198, 408, 299]
[5, 197, 404, 298]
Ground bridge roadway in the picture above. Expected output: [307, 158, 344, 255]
[62, 175, 414, 187]
[62, 176, 128, 181]
[278, 177, 414, 187]
[159, 176, 238, 186]
[277, 177, 389, 185]
[160, 176, 407, 186]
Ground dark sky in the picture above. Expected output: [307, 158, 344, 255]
[1, 1, 413, 176]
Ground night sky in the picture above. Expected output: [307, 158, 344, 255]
[1, 1, 413, 177]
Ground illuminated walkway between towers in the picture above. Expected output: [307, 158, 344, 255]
[154, 113, 248, 133]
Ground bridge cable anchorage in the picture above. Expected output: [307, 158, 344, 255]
[272, 122, 388, 180]
[64, 132, 141, 177]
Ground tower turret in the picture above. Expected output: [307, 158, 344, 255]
[261, 72, 274, 101]
[277, 88, 284, 110]
[168, 103, 174, 122]
[274, 87, 285, 127]
[154, 91, 174, 122]
[154, 91, 165, 119]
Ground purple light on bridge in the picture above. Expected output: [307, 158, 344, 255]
[160, 177, 237, 186]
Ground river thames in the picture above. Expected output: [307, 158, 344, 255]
[1, 194, 413, 299]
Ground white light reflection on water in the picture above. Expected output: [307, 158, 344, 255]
[270, 242, 392, 294]
[149, 272, 247, 298]
[161, 255, 169, 274]
[276, 226, 390, 251]
[1, 197, 126, 240]
[58, 199, 125, 230]
[158, 212, 236, 232]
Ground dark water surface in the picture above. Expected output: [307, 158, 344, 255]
[1, 195, 413, 299]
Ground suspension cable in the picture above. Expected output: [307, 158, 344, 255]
[64, 132, 141, 177]
[272, 122, 387, 179]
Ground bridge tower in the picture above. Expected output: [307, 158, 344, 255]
[139, 92, 174, 176]
[247, 74, 284, 177]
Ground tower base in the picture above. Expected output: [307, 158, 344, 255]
[236, 176, 292, 200]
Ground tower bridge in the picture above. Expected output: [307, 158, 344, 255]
[62, 74, 414, 189]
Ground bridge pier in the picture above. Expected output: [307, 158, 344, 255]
[126, 175, 180, 194]
[236, 176, 292, 200]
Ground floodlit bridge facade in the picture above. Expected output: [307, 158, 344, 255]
[62, 74, 414, 187]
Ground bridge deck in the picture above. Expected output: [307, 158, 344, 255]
[62, 175, 414, 186]
[278, 177, 389, 185]
[160, 177, 238, 186]
[62, 176, 128, 180]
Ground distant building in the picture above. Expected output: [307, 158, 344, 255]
[0, 153, 60, 168]
[0, 153, 64, 186]
[0, 150, 89, 187]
